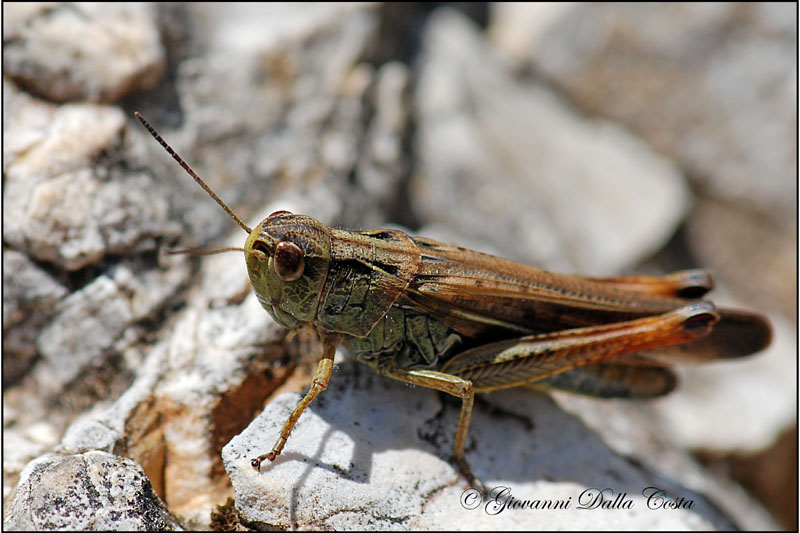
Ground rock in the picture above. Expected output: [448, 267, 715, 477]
[354, 61, 413, 227]
[223, 360, 774, 529]
[413, 9, 689, 274]
[650, 311, 796, 455]
[143, 266, 290, 522]
[2, 250, 67, 384]
[1, 79, 192, 475]
[490, 3, 796, 241]
[138, 3, 395, 235]
[3, 451, 180, 531]
[3, 84, 180, 270]
[686, 197, 796, 321]
[3, 3, 165, 103]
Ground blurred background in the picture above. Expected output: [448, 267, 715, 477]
[3, 3, 796, 529]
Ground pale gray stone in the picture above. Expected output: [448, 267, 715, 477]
[32, 256, 189, 394]
[3, 3, 165, 103]
[491, 3, 796, 227]
[355, 62, 412, 225]
[3, 451, 180, 531]
[223, 361, 771, 529]
[686, 196, 797, 321]
[58, 419, 119, 455]
[3, 249, 68, 383]
[413, 10, 689, 274]
[3, 90, 180, 270]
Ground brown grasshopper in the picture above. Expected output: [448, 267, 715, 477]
[136, 112, 772, 492]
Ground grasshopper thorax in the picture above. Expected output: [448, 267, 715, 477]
[245, 211, 332, 328]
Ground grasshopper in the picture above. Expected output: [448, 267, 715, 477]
[136, 112, 772, 492]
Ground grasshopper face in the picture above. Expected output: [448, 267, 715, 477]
[244, 211, 331, 328]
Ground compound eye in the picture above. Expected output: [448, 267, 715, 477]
[273, 241, 305, 281]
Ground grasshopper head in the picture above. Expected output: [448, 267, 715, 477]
[132, 114, 332, 329]
[244, 211, 331, 328]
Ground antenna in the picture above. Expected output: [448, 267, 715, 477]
[164, 247, 266, 260]
[164, 247, 247, 256]
[135, 112, 252, 234]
